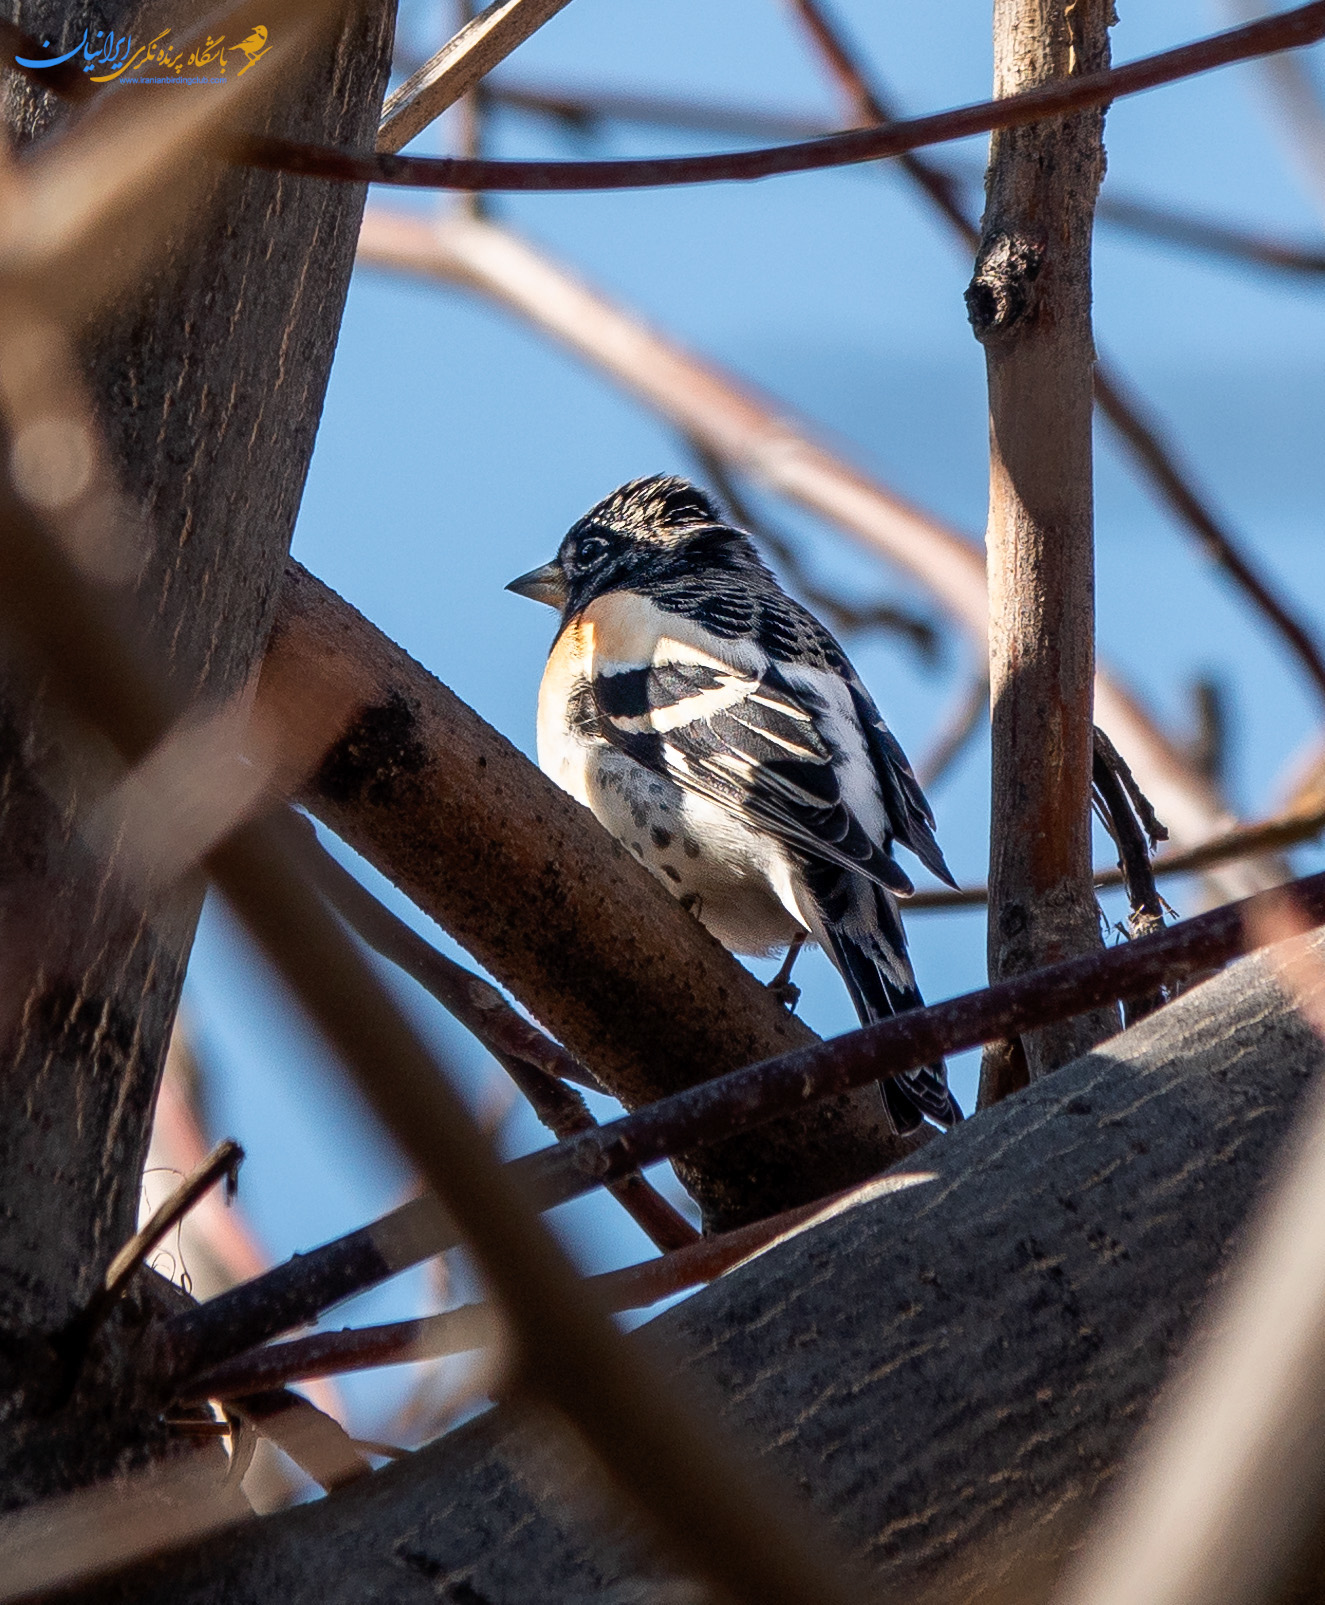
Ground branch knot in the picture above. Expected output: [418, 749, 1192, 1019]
[965, 231, 1046, 342]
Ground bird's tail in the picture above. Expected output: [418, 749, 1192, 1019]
[816, 883, 962, 1135]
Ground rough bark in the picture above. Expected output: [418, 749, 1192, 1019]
[265, 562, 912, 1230]
[0, 0, 394, 1508]
[969, 0, 1117, 1077]
[65, 934, 1325, 1605]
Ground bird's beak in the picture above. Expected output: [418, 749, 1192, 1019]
[506, 559, 567, 609]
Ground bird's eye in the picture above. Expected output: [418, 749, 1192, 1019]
[576, 534, 610, 565]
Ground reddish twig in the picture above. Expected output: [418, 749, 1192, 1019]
[237, 3, 1325, 190]
[1092, 367, 1325, 712]
[905, 798, 1325, 910]
[306, 826, 699, 1251]
[490, 79, 1325, 278]
[159, 869, 1325, 1386]
[183, 1174, 934, 1399]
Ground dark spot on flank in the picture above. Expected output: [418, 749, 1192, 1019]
[662, 865, 682, 883]
[631, 841, 643, 856]
[316, 691, 428, 809]
[631, 804, 648, 829]
[683, 837, 701, 859]
[650, 825, 672, 849]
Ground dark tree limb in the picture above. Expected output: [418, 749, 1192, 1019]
[72, 934, 1325, 1605]
[485, 79, 1325, 279]
[232, 2, 1325, 190]
[264, 561, 907, 1231]
[0, 0, 395, 1510]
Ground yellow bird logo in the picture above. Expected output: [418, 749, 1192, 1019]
[230, 25, 269, 74]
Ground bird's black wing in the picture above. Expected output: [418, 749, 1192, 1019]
[590, 658, 915, 896]
[752, 586, 958, 891]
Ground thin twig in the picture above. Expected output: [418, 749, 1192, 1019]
[487, 78, 1325, 278]
[77, 1140, 243, 1343]
[906, 799, 1325, 910]
[916, 674, 989, 792]
[304, 826, 699, 1251]
[241, 3, 1325, 190]
[1092, 367, 1325, 712]
[376, 0, 573, 154]
[160, 869, 1325, 1381]
[183, 1173, 935, 1400]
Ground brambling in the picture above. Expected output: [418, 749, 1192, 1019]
[508, 475, 961, 1133]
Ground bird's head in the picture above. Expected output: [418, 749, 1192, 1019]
[506, 474, 760, 618]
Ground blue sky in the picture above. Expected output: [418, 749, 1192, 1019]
[182, 1, 1325, 1438]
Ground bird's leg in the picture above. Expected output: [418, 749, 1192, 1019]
[767, 930, 807, 1011]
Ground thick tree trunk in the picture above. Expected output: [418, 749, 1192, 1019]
[969, 0, 1117, 1079]
[66, 937, 1325, 1605]
[266, 563, 912, 1230]
[0, 0, 394, 1509]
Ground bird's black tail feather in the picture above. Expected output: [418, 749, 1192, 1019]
[817, 884, 962, 1135]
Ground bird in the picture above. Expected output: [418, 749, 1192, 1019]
[507, 474, 961, 1133]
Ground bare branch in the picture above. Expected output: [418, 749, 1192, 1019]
[1092, 366, 1325, 712]
[905, 798, 1325, 910]
[973, 0, 1115, 1076]
[184, 1175, 935, 1399]
[789, 0, 1325, 731]
[90, 1140, 243, 1328]
[916, 673, 989, 793]
[263, 561, 905, 1232]
[304, 827, 699, 1251]
[157, 868, 1325, 1384]
[242, 3, 1325, 191]
[488, 79, 1325, 277]
[376, 0, 573, 155]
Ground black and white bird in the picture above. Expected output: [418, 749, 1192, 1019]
[508, 475, 961, 1133]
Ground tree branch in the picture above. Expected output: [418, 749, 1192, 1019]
[303, 827, 699, 1251]
[904, 798, 1325, 910]
[154, 869, 1325, 1388]
[238, 2, 1325, 190]
[76, 933, 1325, 1605]
[487, 78, 1325, 278]
[973, 0, 1115, 1077]
[376, 0, 572, 154]
[264, 561, 906, 1232]
[182, 1175, 933, 1399]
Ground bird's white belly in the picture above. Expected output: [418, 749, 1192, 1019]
[534, 603, 807, 956]
[587, 749, 806, 956]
